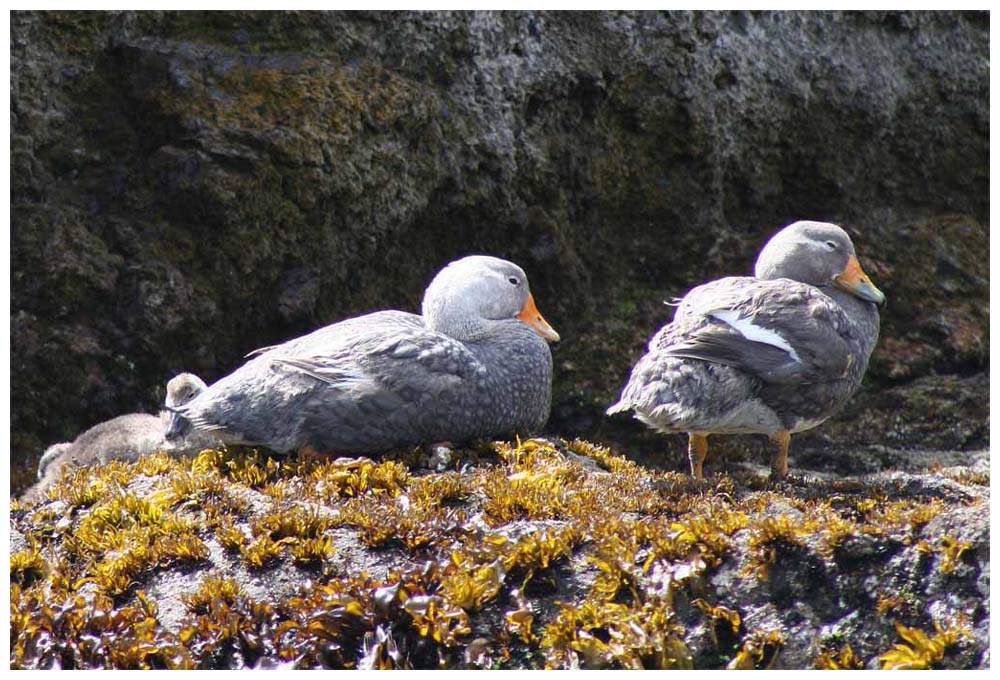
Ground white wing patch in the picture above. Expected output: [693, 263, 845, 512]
[708, 309, 802, 362]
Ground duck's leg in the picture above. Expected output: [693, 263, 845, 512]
[769, 431, 790, 479]
[688, 433, 708, 479]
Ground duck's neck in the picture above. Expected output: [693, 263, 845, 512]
[423, 298, 498, 342]
[822, 285, 881, 349]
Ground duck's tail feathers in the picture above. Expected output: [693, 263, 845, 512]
[605, 400, 631, 416]
[38, 442, 72, 480]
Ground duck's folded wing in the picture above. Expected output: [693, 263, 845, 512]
[273, 326, 485, 397]
[663, 280, 855, 385]
[245, 311, 424, 361]
[361, 331, 486, 393]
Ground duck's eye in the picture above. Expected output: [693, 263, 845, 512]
[508, 276, 519, 286]
[825, 240, 838, 250]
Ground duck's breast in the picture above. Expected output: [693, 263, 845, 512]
[459, 321, 553, 436]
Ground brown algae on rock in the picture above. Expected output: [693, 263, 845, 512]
[10, 439, 988, 669]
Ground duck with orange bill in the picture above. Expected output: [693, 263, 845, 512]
[608, 221, 884, 479]
[166, 255, 559, 456]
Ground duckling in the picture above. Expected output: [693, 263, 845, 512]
[21, 372, 217, 502]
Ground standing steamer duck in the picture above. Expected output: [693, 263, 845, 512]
[608, 221, 885, 479]
[166, 256, 559, 455]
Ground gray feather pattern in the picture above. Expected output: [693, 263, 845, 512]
[169, 294, 553, 453]
[271, 357, 370, 388]
[612, 275, 879, 435]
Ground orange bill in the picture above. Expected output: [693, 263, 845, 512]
[516, 293, 561, 343]
[833, 255, 886, 305]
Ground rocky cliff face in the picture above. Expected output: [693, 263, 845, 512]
[11, 11, 988, 490]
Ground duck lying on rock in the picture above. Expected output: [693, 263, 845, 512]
[166, 255, 560, 456]
[22, 373, 216, 501]
[608, 221, 885, 479]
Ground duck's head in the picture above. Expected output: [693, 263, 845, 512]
[754, 220, 886, 306]
[38, 442, 72, 480]
[166, 372, 208, 409]
[163, 372, 209, 442]
[422, 255, 560, 343]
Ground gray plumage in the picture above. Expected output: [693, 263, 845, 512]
[22, 413, 168, 503]
[159, 372, 222, 455]
[165, 256, 559, 454]
[23, 373, 216, 502]
[608, 221, 884, 478]
[165, 372, 209, 410]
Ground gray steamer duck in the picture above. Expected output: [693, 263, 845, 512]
[166, 256, 560, 456]
[608, 221, 885, 479]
